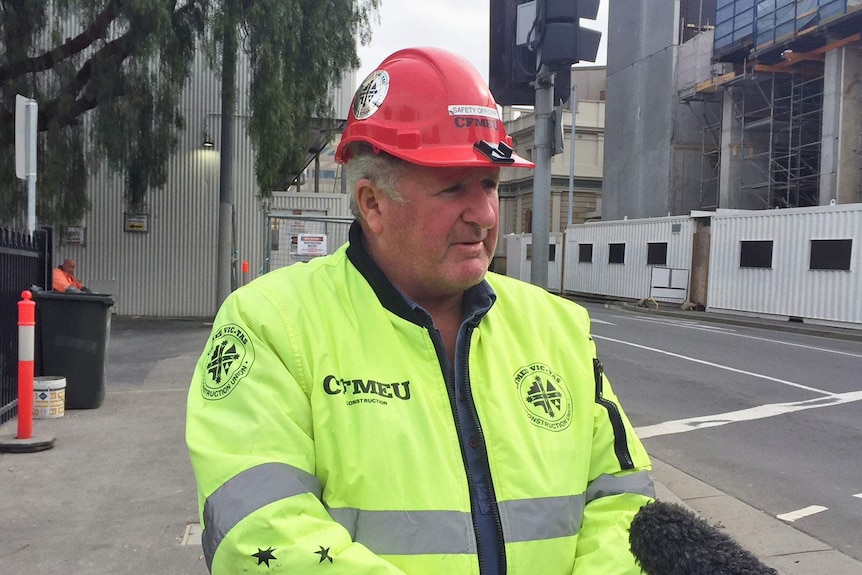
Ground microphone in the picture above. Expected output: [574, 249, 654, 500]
[629, 500, 778, 575]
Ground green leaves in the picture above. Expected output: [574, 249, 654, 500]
[0, 0, 379, 225]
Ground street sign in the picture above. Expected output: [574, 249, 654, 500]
[15, 95, 37, 180]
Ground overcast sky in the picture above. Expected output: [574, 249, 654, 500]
[356, 1, 610, 85]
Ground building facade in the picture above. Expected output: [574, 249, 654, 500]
[604, 0, 862, 221]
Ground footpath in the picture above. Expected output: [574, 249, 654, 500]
[0, 308, 860, 574]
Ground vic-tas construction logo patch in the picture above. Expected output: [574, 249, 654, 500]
[202, 324, 255, 400]
[514, 363, 572, 431]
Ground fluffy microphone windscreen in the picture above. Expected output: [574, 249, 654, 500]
[629, 500, 779, 575]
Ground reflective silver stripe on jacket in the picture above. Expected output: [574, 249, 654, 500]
[331, 494, 588, 554]
[585, 471, 655, 504]
[203, 465, 654, 565]
[498, 494, 585, 542]
[202, 462, 321, 570]
[328, 508, 477, 555]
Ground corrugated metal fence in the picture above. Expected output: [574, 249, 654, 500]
[0, 227, 52, 425]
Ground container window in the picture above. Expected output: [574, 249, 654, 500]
[647, 242, 668, 266]
[526, 244, 556, 262]
[579, 243, 593, 263]
[609, 243, 626, 264]
[809, 239, 852, 271]
[740, 240, 773, 268]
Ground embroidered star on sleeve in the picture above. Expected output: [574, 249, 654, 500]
[315, 545, 334, 564]
[252, 547, 277, 567]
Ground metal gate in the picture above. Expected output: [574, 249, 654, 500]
[264, 212, 353, 273]
[1, 227, 52, 426]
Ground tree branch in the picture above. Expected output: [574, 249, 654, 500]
[36, 0, 202, 130]
[0, 0, 123, 84]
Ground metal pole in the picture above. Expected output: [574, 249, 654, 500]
[530, 66, 554, 289]
[216, 12, 237, 307]
[567, 83, 578, 228]
[27, 101, 37, 234]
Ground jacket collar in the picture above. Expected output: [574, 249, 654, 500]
[345, 220, 495, 327]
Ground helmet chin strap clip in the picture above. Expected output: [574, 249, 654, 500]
[474, 140, 516, 164]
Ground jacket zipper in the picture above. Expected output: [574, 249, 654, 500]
[461, 328, 506, 574]
[593, 358, 635, 470]
[427, 324, 505, 575]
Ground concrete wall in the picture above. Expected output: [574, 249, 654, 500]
[604, 0, 681, 220]
[820, 44, 862, 205]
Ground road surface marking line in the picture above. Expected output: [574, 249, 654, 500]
[853, 494, 862, 499]
[610, 315, 735, 331]
[635, 391, 862, 438]
[593, 335, 834, 395]
[608, 315, 862, 358]
[777, 505, 828, 522]
[591, 318, 616, 325]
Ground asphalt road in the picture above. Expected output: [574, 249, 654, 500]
[581, 302, 862, 563]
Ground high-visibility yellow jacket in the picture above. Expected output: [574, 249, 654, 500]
[186, 224, 654, 574]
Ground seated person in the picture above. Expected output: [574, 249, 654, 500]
[52, 259, 90, 293]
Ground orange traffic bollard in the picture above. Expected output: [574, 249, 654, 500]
[17, 290, 35, 440]
[0, 291, 56, 453]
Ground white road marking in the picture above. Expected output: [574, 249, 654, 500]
[607, 315, 862, 359]
[591, 318, 616, 326]
[610, 314, 737, 332]
[777, 505, 828, 522]
[853, 494, 862, 500]
[635, 391, 862, 438]
[593, 335, 834, 395]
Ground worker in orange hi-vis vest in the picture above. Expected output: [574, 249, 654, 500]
[52, 259, 90, 293]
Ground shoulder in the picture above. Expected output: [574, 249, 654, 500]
[484, 272, 591, 331]
[229, 248, 354, 316]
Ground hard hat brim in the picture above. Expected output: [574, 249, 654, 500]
[336, 137, 535, 169]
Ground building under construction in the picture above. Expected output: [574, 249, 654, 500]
[604, 0, 862, 220]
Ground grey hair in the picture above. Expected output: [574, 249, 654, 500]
[343, 142, 408, 218]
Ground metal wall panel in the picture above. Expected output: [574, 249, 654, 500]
[562, 217, 695, 301]
[707, 205, 862, 325]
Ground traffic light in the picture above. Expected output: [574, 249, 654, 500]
[539, 0, 602, 68]
[489, 0, 535, 106]
[490, 1, 602, 106]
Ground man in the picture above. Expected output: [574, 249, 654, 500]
[52, 258, 88, 293]
[187, 47, 654, 574]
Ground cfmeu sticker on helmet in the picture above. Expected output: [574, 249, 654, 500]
[353, 70, 390, 120]
[335, 47, 534, 169]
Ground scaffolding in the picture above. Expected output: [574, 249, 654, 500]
[727, 68, 824, 208]
[697, 95, 723, 210]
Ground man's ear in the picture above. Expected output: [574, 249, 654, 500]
[355, 179, 385, 234]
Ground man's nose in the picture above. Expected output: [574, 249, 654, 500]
[463, 186, 497, 229]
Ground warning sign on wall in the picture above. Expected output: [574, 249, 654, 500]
[297, 233, 327, 256]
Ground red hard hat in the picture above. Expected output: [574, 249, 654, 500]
[335, 47, 534, 169]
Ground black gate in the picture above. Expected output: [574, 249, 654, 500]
[0, 227, 52, 426]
